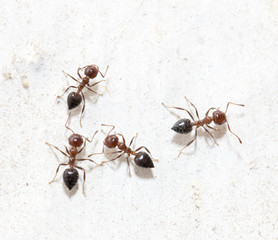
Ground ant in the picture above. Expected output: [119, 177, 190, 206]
[88, 125, 156, 176]
[46, 114, 101, 194]
[58, 64, 109, 126]
[162, 97, 244, 157]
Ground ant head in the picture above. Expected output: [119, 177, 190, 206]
[134, 151, 154, 168]
[68, 134, 83, 147]
[213, 110, 226, 125]
[104, 134, 119, 148]
[171, 118, 192, 134]
[67, 92, 82, 110]
[84, 65, 99, 79]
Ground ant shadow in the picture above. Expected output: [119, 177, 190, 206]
[83, 83, 103, 104]
[134, 164, 154, 179]
[172, 133, 198, 156]
[63, 181, 78, 197]
[172, 125, 227, 156]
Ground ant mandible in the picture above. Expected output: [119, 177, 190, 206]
[46, 114, 101, 194]
[88, 125, 156, 176]
[58, 64, 109, 126]
[162, 97, 244, 157]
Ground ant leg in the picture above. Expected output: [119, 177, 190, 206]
[205, 107, 217, 116]
[107, 151, 122, 155]
[46, 142, 70, 158]
[76, 158, 102, 166]
[226, 121, 242, 144]
[49, 163, 68, 184]
[101, 124, 115, 135]
[178, 128, 198, 157]
[184, 96, 200, 120]
[79, 92, 86, 128]
[57, 86, 78, 99]
[134, 146, 158, 161]
[225, 102, 245, 114]
[88, 145, 104, 157]
[129, 133, 138, 147]
[65, 146, 70, 155]
[65, 113, 74, 134]
[63, 71, 81, 83]
[75, 166, 86, 195]
[85, 86, 103, 96]
[98, 65, 109, 78]
[162, 102, 195, 121]
[126, 156, 131, 176]
[87, 80, 106, 88]
[206, 125, 220, 131]
[203, 126, 218, 145]
[100, 152, 124, 165]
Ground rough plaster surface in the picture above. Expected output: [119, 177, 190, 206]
[1, 0, 278, 239]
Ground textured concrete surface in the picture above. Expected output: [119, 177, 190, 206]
[0, 0, 278, 239]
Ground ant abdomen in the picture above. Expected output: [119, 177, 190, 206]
[63, 168, 79, 190]
[67, 92, 82, 110]
[171, 119, 192, 134]
[134, 152, 154, 168]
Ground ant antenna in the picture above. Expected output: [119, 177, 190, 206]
[99, 65, 109, 78]
[225, 102, 245, 114]
[101, 124, 115, 135]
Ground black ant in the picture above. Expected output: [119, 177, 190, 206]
[162, 97, 244, 156]
[46, 115, 101, 194]
[58, 64, 109, 126]
[88, 125, 156, 176]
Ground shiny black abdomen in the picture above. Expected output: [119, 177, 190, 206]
[171, 118, 192, 134]
[63, 168, 79, 190]
[134, 151, 154, 168]
[67, 92, 82, 110]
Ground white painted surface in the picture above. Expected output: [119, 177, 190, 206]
[0, 0, 278, 239]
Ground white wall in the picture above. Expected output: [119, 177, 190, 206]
[0, 0, 278, 239]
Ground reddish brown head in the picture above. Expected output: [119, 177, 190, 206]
[104, 135, 119, 148]
[84, 65, 99, 79]
[213, 110, 226, 125]
[68, 134, 83, 147]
